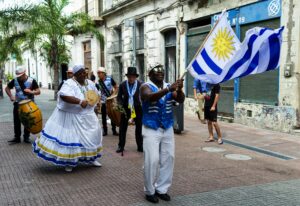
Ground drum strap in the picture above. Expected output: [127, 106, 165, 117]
[99, 80, 111, 98]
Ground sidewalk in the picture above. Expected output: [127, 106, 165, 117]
[0, 93, 300, 205]
[184, 114, 300, 159]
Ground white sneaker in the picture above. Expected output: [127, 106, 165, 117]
[92, 160, 102, 167]
[65, 166, 73, 172]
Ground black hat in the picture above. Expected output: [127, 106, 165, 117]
[126, 67, 139, 77]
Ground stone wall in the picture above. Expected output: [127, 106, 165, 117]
[235, 103, 297, 133]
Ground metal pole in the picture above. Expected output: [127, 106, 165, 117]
[234, 8, 240, 103]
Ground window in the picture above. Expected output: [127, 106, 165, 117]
[164, 30, 176, 83]
[136, 21, 144, 50]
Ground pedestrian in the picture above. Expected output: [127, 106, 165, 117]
[96, 67, 119, 136]
[58, 68, 73, 91]
[116, 67, 143, 154]
[5, 67, 40, 144]
[33, 65, 103, 172]
[90, 71, 96, 82]
[204, 83, 223, 144]
[140, 63, 185, 203]
[193, 78, 207, 124]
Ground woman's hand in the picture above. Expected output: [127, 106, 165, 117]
[80, 100, 88, 108]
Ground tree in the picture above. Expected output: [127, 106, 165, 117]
[0, 0, 103, 98]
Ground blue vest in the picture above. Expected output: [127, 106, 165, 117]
[14, 77, 34, 102]
[142, 82, 174, 130]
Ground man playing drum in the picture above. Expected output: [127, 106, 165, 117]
[96, 67, 119, 136]
[5, 67, 40, 144]
[140, 63, 185, 203]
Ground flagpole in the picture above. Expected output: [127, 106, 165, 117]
[179, 9, 227, 80]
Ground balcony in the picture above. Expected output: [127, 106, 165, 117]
[108, 40, 123, 54]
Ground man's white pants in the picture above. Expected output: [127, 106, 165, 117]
[143, 126, 175, 195]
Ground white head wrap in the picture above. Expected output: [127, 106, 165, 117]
[72, 65, 84, 74]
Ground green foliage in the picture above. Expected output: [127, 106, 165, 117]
[6, 72, 14, 81]
[0, 0, 103, 92]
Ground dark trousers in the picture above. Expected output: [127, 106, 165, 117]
[101, 103, 117, 132]
[13, 102, 30, 140]
[118, 108, 142, 150]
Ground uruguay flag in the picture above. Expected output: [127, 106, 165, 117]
[187, 11, 284, 84]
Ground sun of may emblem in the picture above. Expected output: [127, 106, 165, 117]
[211, 27, 236, 61]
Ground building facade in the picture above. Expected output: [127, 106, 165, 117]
[70, 0, 300, 133]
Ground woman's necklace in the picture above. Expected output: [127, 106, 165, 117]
[72, 78, 89, 95]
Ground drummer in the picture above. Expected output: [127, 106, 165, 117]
[96, 67, 119, 136]
[5, 67, 40, 144]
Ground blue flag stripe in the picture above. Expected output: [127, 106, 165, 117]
[267, 33, 281, 71]
[222, 34, 258, 82]
[239, 52, 260, 78]
[201, 49, 223, 75]
[192, 60, 206, 75]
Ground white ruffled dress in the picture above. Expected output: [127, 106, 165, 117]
[33, 79, 102, 167]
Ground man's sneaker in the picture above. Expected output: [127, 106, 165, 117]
[65, 166, 73, 172]
[8, 138, 21, 144]
[145, 194, 159, 203]
[92, 160, 102, 167]
[155, 192, 171, 201]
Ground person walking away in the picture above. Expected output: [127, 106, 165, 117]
[5, 67, 40, 144]
[204, 83, 223, 144]
[96, 67, 119, 136]
[116, 67, 143, 154]
[193, 78, 207, 124]
[140, 63, 185, 203]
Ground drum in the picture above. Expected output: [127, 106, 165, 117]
[106, 94, 121, 127]
[18, 99, 43, 134]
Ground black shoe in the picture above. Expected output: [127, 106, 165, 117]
[103, 131, 107, 136]
[112, 131, 119, 136]
[137, 148, 143, 152]
[145, 194, 159, 203]
[24, 139, 31, 144]
[155, 192, 171, 201]
[116, 147, 124, 153]
[8, 138, 21, 144]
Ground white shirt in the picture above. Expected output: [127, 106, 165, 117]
[57, 78, 98, 114]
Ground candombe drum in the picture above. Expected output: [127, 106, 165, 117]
[106, 94, 121, 127]
[18, 99, 43, 134]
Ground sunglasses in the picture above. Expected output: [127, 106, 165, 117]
[151, 66, 165, 73]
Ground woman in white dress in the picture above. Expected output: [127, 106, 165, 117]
[33, 65, 103, 172]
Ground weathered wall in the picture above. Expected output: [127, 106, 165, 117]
[235, 103, 296, 132]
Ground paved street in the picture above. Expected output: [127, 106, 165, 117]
[0, 90, 300, 205]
